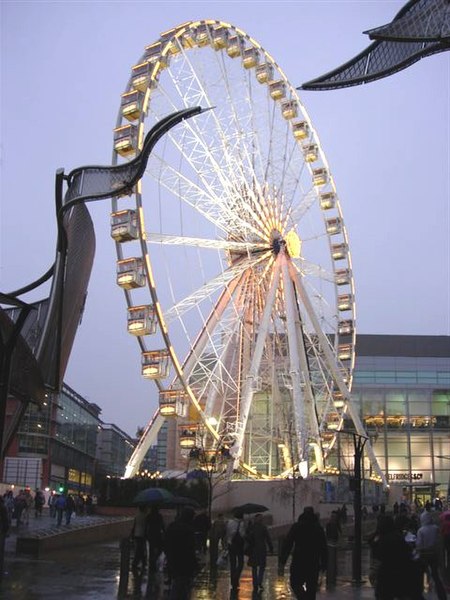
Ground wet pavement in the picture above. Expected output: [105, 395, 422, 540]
[0, 511, 446, 599]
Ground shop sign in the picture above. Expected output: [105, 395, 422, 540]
[388, 472, 423, 481]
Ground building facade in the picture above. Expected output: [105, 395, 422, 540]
[350, 335, 450, 503]
[3, 383, 135, 493]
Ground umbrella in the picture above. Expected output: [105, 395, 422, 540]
[164, 496, 201, 509]
[133, 487, 176, 505]
[232, 503, 269, 515]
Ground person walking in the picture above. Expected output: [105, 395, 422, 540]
[280, 506, 327, 600]
[370, 514, 418, 600]
[65, 494, 75, 525]
[209, 513, 226, 570]
[55, 493, 66, 526]
[165, 507, 198, 600]
[325, 510, 341, 589]
[131, 505, 148, 572]
[416, 511, 447, 600]
[193, 510, 210, 555]
[34, 489, 45, 518]
[226, 510, 246, 593]
[145, 505, 165, 573]
[246, 513, 273, 593]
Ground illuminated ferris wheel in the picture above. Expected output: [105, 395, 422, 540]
[110, 20, 382, 481]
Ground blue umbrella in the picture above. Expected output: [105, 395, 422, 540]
[133, 487, 176, 505]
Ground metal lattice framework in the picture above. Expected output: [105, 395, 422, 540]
[301, 0, 450, 90]
[109, 20, 385, 484]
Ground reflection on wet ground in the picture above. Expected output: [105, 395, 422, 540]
[2, 538, 375, 600]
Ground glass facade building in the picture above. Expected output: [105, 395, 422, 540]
[350, 335, 450, 502]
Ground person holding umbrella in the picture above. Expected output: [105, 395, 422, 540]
[246, 513, 273, 593]
[226, 509, 246, 593]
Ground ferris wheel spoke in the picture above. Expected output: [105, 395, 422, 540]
[145, 232, 268, 253]
[146, 154, 265, 239]
[164, 253, 270, 324]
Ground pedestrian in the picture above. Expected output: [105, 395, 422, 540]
[246, 513, 273, 593]
[85, 494, 93, 515]
[131, 505, 148, 572]
[13, 490, 27, 526]
[49, 492, 57, 518]
[325, 511, 341, 589]
[165, 507, 198, 600]
[280, 506, 327, 600]
[22, 489, 32, 525]
[193, 510, 210, 555]
[416, 511, 447, 600]
[209, 513, 226, 570]
[65, 494, 75, 525]
[0, 496, 9, 583]
[55, 493, 66, 526]
[369, 514, 417, 600]
[3, 491, 14, 526]
[145, 505, 165, 573]
[34, 489, 45, 518]
[226, 509, 246, 593]
[440, 510, 450, 578]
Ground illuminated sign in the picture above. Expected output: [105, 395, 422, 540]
[388, 472, 423, 481]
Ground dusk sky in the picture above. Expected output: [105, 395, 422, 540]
[1, 1, 449, 438]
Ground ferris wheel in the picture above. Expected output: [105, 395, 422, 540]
[110, 20, 383, 482]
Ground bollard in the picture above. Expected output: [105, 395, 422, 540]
[118, 537, 132, 597]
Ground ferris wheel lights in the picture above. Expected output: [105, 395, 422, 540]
[292, 121, 310, 140]
[302, 143, 319, 163]
[319, 191, 336, 210]
[159, 390, 187, 416]
[212, 26, 229, 50]
[335, 268, 352, 286]
[268, 80, 287, 101]
[338, 344, 353, 361]
[281, 100, 298, 120]
[337, 294, 353, 312]
[131, 62, 154, 92]
[227, 35, 245, 58]
[255, 63, 274, 84]
[127, 305, 157, 336]
[331, 243, 348, 261]
[242, 47, 259, 69]
[195, 23, 211, 47]
[326, 217, 343, 235]
[111, 210, 139, 242]
[142, 350, 170, 379]
[312, 168, 329, 187]
[116, 257, 146, 289]
[121, 90, 145, 122]
[114, 124, 138, 157]
[338, 319, 354, 336]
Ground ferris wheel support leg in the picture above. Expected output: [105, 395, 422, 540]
[123, 410, 165, 479]
[290, 265, 387, 488]
[230, 260, 281, 471]
[280, 256, 309, 467]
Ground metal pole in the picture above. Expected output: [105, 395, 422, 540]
[352, 433, 367, 586]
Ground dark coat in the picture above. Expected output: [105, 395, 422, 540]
[280, 513, 328, 572]
[165, 518, 198, 577]
[246, 521, 273, 567]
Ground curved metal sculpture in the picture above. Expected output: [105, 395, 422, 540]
[301, 0, 450, 90]
[1, 107, 204, 457]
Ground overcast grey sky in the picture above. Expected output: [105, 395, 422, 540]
[1, 1, 449, 437]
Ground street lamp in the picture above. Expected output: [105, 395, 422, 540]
[337, 428, 368, 587]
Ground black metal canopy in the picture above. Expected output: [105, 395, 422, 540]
[301, 0, 450, 90]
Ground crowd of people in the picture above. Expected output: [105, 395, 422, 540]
[0, 487, 96, 531]
[129, 499, 450, 600]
